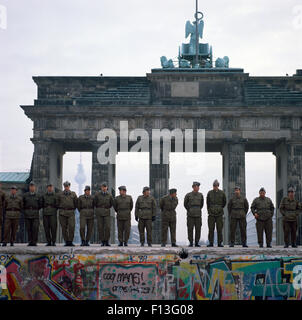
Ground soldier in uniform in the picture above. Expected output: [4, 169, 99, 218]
[0, 182, 6, 243]
[251, 187, 275, 248]
[279, 187, 301, 248]
[184, 182, 204, 247]
[23, 181, 42, 246]
[160, 188, 178, 247]
[78, 186, 95, 246]
[227, 186, 249, 248]
[206, 180, 226, 247]
[57, 181, 78, 247]
[94, 182, 114, 246]
[41, 183, 58, 246]
[3, 186, 23, 246]
[135, 186, 156, 247]
[113, 186, 133, 246]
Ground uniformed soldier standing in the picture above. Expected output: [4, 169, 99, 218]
[227, 186, 249, 248]
[279, 187, 301, 248]
[0, 182, 6, 243]
[23, 181, 42, 246]
[57, 181, 78, 247]
[78, 186, 95, 246]
[206, 180, 226, 247]
[113, 186, 133, 246]
[251, 187, 275, 248]
[41, 183, 58, 246]
[160, 188, 179, 247]
[3, 186, 23, 246]
[94, 182, 114, 246]
[135, 186, 156, 247]
[184, 182, 204, 247]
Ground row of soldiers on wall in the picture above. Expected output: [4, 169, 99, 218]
[0, 179, 301, 248]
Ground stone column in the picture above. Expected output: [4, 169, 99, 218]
[31, 140, 65, 243]
[91, 144, 116, 244]
[149, 147, 169, 244]
[275, 141, 302, 245]
[221, 140, 246, 245]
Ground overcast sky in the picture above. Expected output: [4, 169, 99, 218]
[0, 0, 301, 242]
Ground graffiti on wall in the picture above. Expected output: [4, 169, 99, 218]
[0, 253, 302, 300]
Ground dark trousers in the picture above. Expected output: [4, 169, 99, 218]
[256, 218, 272, 245]
[138, 219, 152, 244]
[283, 220, 297, 245]
[162, 218, 176, 244]
[59, 214, 75, 242]
[0, 210, 3, 242]
[25, 218, 39, 244]
[80, 215, 94, 242]
[117, 219, 131, 243]
[43, 214, 57, 243]
[96, 215, 111, 242]
[3, 218, 19, 244]
[208, 215, 223, 244]
[230, 218, 247, 244]
[187, 216, 202, 243]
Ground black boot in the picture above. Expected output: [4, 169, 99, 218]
[292, 244, 297, 248]
[2, 243, 6, 247]
[81, 240, 86, 246]
[140, 242, 144, 247]
[69, 242, 75, 247]
[148, 243, 152, 247]
[259, 244, 263, 248]
[85, 241, 90, 246]
[161, 243, 166, 247]
[189, 242, 193, 247]
[124, 242, 128, 247]
[52, 242, 56, 246]
[207, 243, 213, 247]
[195, 242, 201, 247]
[172, 243, 178, 247]
[10, 243, 14, 247]
[229, 243, 234, 248]
[284, 244, 289, 248]
[64, 242, 69, 247]
[267, 244, 272, 248]
[242, 243, 248, 248]
[218, 243, 224, 247]
[118, 242, 123, 247]
[46, 242, 51, 246]
[101, 241, 105, 246]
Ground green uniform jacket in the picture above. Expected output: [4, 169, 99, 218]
[41, 192, 58, 216]
[279, 197, 301, 221]
[184, 191, 204, 217]
[227, 195, 249, 219]
[0, 190, 6, 215]
[206, 189, 226, 216]
[113, 195, 133, 220]
[160, 195, 178, 220]
[23, 192, 42, 219]
[78, 194, 95, 218]
[135, 195, 156, 220]
[5, 194, 23, 219]
[251, 196, 274, 221]
[57, 191, 78, 217]
[94, 191, 114, 217]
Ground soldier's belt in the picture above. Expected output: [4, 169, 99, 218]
[45, 205, 56, 209]
[25, 207, 39, 210]
[96, 205, 110, 208]
[6, 208, 21, 211]
[118, 208, 130, 211]
[232, 208, 244, 210]
[60, 208, 75, 210]
[190, 205, 201, 208]
[140, 207, 151, 210]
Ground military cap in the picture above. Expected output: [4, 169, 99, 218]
[192, 181, 200, 187]
[29, 181, 35, 186]
[213, 179, 220, 186]
[118, 186, 127, 191]
[101, 182, 108, 187]
[46, 182, 53, 187]
[288, 187, 295, 193]
[11, 185, 17, 190]
[169, 188, 177, 194]
[234, 186, 240, 190]
[259, 187, 266, 192]
[63, 181, 71, 187]
[84, 185, 91, 191]
[143, 186, 150, 192]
